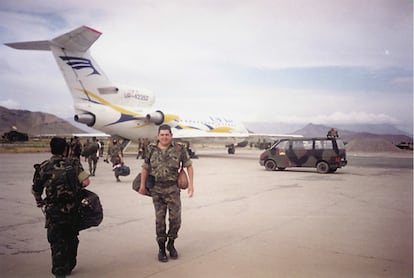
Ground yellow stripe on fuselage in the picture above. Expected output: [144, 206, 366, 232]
[207, 126, 233, 133]
[79, 89, 143, 116]
[78, 89, 179, 125]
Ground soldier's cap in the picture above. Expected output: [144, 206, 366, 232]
[78, 170, 90, 182]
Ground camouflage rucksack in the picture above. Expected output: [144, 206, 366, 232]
[35, 157, 81, 223]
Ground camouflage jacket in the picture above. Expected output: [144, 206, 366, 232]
[142, 142, 192, 183]
[108, 144, 122, 164]
[32, 155, 88, 226]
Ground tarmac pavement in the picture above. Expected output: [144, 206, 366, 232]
[0, 149, 412, 277]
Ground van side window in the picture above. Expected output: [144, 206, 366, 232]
[315, 140, 333, 149]
[315, 140, 323, 149]
[292, 141, 304, 150]
[303, 140, 313, 150]
[277, 140, 289, 150]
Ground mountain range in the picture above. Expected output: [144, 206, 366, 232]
[0, 106, 84, 135]
[244, 122, 412, 143]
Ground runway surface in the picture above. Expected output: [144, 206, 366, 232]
[0, 149, 412, 277]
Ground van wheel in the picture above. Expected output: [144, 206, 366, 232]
[264, 160, 277, 171]
[316, 161, 329, 174]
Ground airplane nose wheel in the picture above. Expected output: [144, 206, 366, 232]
[227, 144, 235, 154]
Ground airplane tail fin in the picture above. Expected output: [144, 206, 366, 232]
[5, 26, 112, 105]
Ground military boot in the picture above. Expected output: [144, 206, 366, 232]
[157, 239, 168, 262]
[167, 238, 178, 259]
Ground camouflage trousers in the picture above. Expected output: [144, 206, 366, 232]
[151, 183, 181, 242]
[47, 222, 79, 276]
[88, 156, 98, 175]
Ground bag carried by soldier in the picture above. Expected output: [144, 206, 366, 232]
[78, 189, 103, 231]
[114, 164, 130, 176]
[132, 173, 155, 196]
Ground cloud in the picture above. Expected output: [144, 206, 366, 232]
[0, 98, 20, 109]
[311, 112, 399, 125]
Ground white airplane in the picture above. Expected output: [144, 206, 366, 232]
[5, 25, 300, 156]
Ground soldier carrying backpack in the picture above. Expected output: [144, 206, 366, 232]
[82, 136, 100, 176]
[32, 137, 91, 278]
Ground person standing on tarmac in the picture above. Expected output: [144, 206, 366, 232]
[69, 136, 82, 159]
[86, 137, 100, 176]
[105, 138, 124, 182]
[138, 124, 194, 262]
[32, 137, 90, 278]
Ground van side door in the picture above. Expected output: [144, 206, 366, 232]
[286, 139, 313, 167]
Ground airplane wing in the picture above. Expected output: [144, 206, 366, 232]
[247, 133, 303, 140]
[172, 128, 248, 146]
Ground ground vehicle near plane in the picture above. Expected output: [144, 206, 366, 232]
[2, 130, 29, 142]
[259, 137, 347, 173]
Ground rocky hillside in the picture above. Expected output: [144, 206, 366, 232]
[0, 106, 84, 136]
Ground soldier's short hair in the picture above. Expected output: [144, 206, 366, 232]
[158, 124, 172, 134]
[50, 137, 67, 155]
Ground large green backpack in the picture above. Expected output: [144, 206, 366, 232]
[35, 157, 103, 230]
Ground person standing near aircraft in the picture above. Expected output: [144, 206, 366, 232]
[32, 137, 90, 277]
[105, 138, 124, 182]
[139, 124, 194, 262]
[85, 137, 100, 176]
[98, 139, 104, 157]
[69, 136, 82, 159]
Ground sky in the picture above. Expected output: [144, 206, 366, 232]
[0, 0, 412, 134]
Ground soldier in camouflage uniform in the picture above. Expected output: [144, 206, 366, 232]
[139, 124, 194, 262]
[32, 137, 90, 278]
[105, 138, 124, 182]
[85, 137, 100, 176]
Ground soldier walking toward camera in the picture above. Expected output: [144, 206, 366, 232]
[139, 124, 194, 262]
[32, 137, 90, 278]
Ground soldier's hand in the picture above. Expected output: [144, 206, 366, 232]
[36, 199, 45, 208]
[138, 186, 147, 196]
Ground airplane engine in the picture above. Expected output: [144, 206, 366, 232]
[146, 110, 164, 125]
[74, 113, 96, 127]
